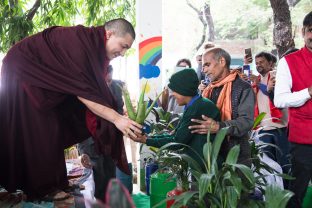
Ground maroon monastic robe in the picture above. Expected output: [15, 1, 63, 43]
[0, 25, 128, 198]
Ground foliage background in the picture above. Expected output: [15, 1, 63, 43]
[0, 0, 136, 52]
[1, 0, 312, 84]
[163, 0, 312, 69]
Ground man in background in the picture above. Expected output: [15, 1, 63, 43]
[190, 47, 255, 167]
[274, 11, 312, 208]
[253, 52, 289, 175]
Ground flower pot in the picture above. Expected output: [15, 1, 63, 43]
[303, 186, 312, 208]
[150, 172, 176, 208]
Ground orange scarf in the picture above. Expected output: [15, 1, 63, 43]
[202, 70, 238, 121]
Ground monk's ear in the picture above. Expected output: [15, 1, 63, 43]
[106, 30, 114, 39]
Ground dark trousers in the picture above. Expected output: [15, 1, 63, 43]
[93, 155, 116, 200]
[77, 138, 116, 201]
[287, 143, 312, 208]
[259, 128, 290, 174]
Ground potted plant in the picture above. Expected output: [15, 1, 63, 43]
[122, 82, 162, 125]
[155, 114, 294, 207]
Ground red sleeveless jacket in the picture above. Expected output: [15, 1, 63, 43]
[285, 46, 312, 144]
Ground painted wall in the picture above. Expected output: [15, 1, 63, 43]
[137, 0, 163, 99]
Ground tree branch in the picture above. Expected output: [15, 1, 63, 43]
[203, 3, 215, 41]
[9, 0, 18, 8]
[287, 0, 301, 7]
[26, 0, 41, 21]
[186, 0, 200, 14]
[186, 0, 207, 51]
[196, 25, 207, 51]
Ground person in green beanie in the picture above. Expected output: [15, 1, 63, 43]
[133, 68, 220, 169]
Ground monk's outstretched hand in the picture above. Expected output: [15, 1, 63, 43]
[114, 115, 142, 139]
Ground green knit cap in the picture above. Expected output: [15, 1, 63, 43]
[168, 68, 199, 96]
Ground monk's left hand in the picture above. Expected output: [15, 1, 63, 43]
[189, 115, 220, 134]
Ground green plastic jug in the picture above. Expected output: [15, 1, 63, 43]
[303, 186, 312, 208]
[150, 172, 176, 208]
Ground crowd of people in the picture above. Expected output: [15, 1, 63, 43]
[0, 11, 312, 208]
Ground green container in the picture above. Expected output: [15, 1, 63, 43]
[303, 186, 312, 208]
[150, 172, 176, 208]
[140, 168, 146, 192]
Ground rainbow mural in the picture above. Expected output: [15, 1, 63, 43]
[139, 36, 162, 65]
[139, 36, 162, 79]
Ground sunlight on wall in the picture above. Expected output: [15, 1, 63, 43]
[110, 54, 140, 100]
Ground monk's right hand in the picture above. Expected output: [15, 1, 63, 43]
[114, 115, 142, 139]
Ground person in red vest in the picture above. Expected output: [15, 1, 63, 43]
[274, 11, 312, 208]
[252, 52, 290, 177]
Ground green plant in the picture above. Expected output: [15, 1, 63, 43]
[265, 184, 293, 208]
[156, 121, 293, 208]
[250, 112, 294, 192]
[157, 127, 257, 208]
[148, 107, 180, 135]
[122, 82, 163, 124]
[157, 149, 190, 192]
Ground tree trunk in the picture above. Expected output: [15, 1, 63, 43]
[269, 0, 295, 58]
[27, 0, 41, 21]
[186, 0, 215, 51]
[186, 0, 207, 51]
[203, 3, 215, 42]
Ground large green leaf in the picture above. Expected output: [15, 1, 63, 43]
[265, 184, 293, 208]
[253, 112, 266, 129]
[228, 173, 243, 196]
[199, 173, 213, 200]
[211, 127, 229, 171]
[231, 164, 256, 187]
[226, 186, 239, 208]
[145, 91, 163, 120]
[225, 145, 240, 165]
[159, 142, 205, 172]
[203, 142, 212, 172]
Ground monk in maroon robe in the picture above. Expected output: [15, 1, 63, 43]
[0, 18, 141, 200]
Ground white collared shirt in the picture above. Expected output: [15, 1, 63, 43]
[274, 57, 311, 108]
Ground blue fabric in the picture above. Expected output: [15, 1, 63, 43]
[258, 83, 269, 96]
[184, 95, 200, 111]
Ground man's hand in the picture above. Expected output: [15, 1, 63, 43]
[198, 80, 207, 92]
[244, 55, 253, 64]
[189, 115, 220, 134]
[267, 75, 276, 92]
[114, 115, 142, 139]
[80, 154, 92, 169]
